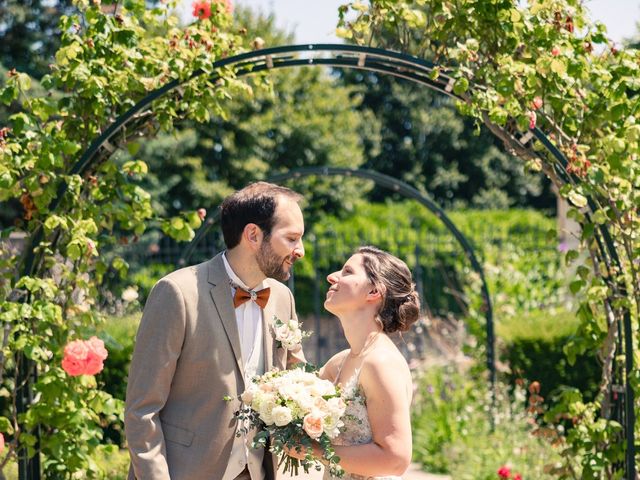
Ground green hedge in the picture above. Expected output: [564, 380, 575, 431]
[498, 310, 600, 405]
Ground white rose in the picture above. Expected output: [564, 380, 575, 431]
[291, 392, 315, 414]
[259, 397, 278, 425]
[272, 405, 293, 427]
[323, 414, 344, 439]
[327, 397, 347, 416]
[121, 287, 139, 302]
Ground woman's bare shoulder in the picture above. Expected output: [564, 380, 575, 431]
[319, 349, 350, 381]
[361, 344, 411, 386]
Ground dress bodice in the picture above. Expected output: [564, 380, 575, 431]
[322, 356, 401, 480]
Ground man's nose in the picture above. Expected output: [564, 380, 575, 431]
[293, 241, 305, 259]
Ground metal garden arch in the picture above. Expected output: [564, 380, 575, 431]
[19, 44, 636, 479]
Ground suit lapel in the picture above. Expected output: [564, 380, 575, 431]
[207, 254, 244, 379]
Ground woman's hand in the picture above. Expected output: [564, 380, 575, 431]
[282, 443, 307, 460]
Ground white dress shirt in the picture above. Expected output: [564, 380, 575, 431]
[221, 252, 265, 480]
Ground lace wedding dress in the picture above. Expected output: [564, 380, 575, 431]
[323, 361, 402, 480]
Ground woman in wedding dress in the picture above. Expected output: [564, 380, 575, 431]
[289, 245, 420, 479]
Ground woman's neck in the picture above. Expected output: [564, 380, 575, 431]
[337, 309, 383, 355]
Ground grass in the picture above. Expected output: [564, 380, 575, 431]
[2, 447, 130, 480]
[496, 308, 580, 343]
[100, 311, 141, 341]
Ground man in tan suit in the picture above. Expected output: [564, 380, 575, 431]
[125, 182, 306, 480]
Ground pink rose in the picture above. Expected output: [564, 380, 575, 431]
[528, 111, 537, 129]
[514, 474, 522, 480]
[197, 208, 207, 221]
[0, 432, 4, 454]
[64, 340, 89, 362]
[62, 337, 108, 376]
[192, 0, 211, 19]
[62, 355, 87, 376]
[551, 46, 560, 56]
[84, 355, 104, 376]
[303, 412, 324, 440]
[86, 336, 108, 361]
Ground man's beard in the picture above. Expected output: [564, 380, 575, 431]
[256, 238, 294, 281]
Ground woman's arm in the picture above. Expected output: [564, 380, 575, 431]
[331, 352, 413, 477]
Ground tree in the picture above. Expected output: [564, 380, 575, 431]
[338, 71, 555, 210]
[126, 6, 377, 229]
[0, 0, 76, 79]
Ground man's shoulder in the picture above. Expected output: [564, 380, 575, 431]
[158, 257, 218, 287]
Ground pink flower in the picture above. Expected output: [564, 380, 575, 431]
[528, 111, 537, 129]
[303, 412, 324, 440]
[62, 340, 90, 376]
[531, 96, 543, 110]
[87, 336, 108, 361]
[0, 432, 4, 454]
[551, 46, 560, 56]
[497, 465, 511, 479]
[84, 336, 108, 375]
[62, 337, 108, 376]
[192, 0, 211, 19]
[197, 208, 207, 221]
[514, 474, 522, 480]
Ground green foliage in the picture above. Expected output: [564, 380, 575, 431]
[499, 308, 601, 406]
[0, 0, 249, 476]
[337, 72, 555, 210]
[412, 364, 563, 478]
[0, 0, 76, 79]
[291, 201, 556, 316]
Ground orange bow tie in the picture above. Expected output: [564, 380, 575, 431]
[233, 287, 271, 309]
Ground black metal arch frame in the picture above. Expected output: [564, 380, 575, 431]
[19, 44, 635, 478]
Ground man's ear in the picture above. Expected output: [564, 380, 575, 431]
[242, 223, 263, 251]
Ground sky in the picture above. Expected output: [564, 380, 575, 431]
[191, 0, 640, 46]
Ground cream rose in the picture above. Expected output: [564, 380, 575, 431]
[272, 405, 293, 427]
[259, 397, 278, 425]
[303, 411, 324, 440]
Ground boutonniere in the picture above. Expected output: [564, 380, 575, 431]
[272, 315, 312, 350]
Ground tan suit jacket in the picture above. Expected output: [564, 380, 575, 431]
[125, 253, 304, 479]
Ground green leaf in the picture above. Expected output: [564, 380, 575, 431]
[0, 416, 13, 434]
[567, 191, 588, 208]
[569, 279, 585, 294]
[550, 58, 567, 76]
[453, 77, 469, 96]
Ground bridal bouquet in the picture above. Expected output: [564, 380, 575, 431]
[238, 366, 346, 477]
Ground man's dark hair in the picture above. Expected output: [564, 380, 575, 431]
[220, 182, 302, 249]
